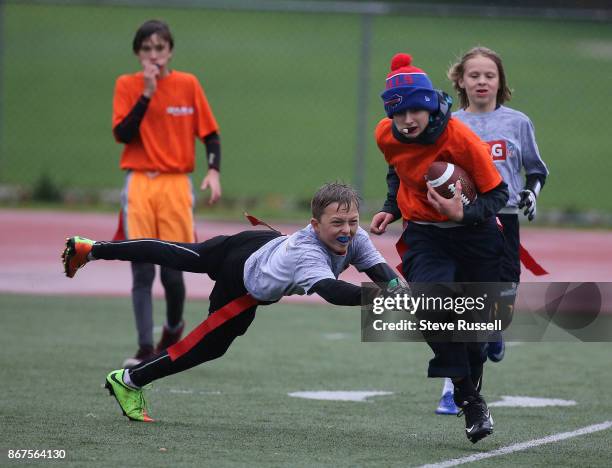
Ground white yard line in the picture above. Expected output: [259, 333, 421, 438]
[419, 420, 612, 468]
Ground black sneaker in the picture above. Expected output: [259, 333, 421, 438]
[457, 395, 494, 444]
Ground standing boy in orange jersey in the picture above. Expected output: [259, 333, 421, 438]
[112, 20, 222, 367]
[370, 53, 509, 444]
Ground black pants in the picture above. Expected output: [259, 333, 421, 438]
[498, 213, 520, 283]
[400, 217, 504, 378]
[493, 213, 521, 331]
[93, 230, 281, 386]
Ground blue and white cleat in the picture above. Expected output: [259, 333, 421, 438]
[487, 334, 506, 362]
[436, 391, 460, 415]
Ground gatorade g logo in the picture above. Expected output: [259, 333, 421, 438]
[487, 140, 507, 161]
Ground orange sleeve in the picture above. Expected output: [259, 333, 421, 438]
[192, 75, 219, 138]
[374, 118, 391, 161]
[451, 120, 502, 194]
[112, 76, 137, 130]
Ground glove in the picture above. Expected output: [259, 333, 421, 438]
[385, 277, 410, 295]
[383, 277, 414, 312]
[518, 189, 537, 221]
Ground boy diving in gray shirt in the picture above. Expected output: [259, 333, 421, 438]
[62, 182, 403, 422]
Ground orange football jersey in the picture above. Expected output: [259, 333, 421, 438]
[113, 70, 219, 173]
[375, 117, 502, 223]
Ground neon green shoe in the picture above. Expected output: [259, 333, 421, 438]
[104, 369, 154, 422]
[62, 236, 95, 278]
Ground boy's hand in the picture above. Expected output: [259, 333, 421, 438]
[142, 61, 160, 98]
[426, 181, 464, 222]
[518, 189, 537, 221]
[201, 169, 221, 205]
[370, 212, 395, 235]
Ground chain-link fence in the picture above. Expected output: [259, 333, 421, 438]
[1, 0, 611, 221]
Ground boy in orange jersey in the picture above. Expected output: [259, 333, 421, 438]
[112, 20, 222, 367]
[370, 53, 509, 444]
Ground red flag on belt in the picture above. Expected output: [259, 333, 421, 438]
[519, 244, 548, 276]
[244, 212, 283, 234]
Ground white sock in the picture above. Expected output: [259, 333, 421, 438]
[442, 377, 454, 395]
[122, 369, 140, 389]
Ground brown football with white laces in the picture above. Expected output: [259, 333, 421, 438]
[425, 161, 477, 205]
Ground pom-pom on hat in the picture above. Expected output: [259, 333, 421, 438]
[381, 53, 439, 117]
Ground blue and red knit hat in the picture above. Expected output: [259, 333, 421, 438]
[381, 53, 439, 117]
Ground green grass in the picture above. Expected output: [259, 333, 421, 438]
[2, 4, 612, 213]
[1, 293, 611, 466]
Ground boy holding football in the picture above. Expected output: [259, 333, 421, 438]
[369, 53, 509, 443]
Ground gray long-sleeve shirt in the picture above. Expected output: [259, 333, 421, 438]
[453, 106, 549, 209]
[243, 225, 385, 302]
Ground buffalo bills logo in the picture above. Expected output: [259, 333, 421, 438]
[384, 94, 403, 108]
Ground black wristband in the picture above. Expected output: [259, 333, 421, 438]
[203, 132, 221, 171]
[525, 173, 546, 198]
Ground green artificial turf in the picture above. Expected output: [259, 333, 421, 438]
[1, 293, 611, 466]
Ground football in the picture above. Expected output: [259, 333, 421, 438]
[425, 161, 477, 205]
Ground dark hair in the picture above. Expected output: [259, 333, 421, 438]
[311, 182, 360, 220]
[132, 20, 174, 54]
[447, 46, 512, 109]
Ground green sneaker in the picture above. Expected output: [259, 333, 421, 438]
[104, 369, 154, 422]
[62, 236, 95, 278]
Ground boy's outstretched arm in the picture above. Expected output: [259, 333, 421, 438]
[363, 262, 398, 283]
[310, 262, 402, 306]
[311, 279, 363, 306]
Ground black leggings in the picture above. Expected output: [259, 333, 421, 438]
[92, 231, 281, 386]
